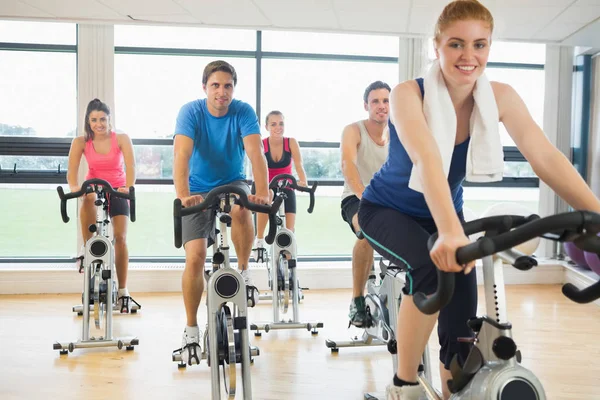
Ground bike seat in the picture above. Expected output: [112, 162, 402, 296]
[379, 258, 406, 273]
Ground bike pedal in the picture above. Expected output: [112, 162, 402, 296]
[76, 256, 84, 273]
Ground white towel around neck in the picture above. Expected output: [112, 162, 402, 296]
[408, 60, 504, 193]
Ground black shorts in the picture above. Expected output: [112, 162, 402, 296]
[358, 198, 476, 370]
[340, 195, 360, 234]
[278, 188, 296, 214]
[106, 193, 130, 218]
[251, 184, 296, 214]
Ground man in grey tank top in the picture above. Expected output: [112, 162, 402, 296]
[340, 81, 391, 327]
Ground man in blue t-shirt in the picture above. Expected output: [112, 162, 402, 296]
[173, 60, 270, 366]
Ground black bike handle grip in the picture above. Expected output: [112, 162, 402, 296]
[128, 186, 136, 223]
[265, 195, 284, 245]
[174, 198, 183, 248]
[57, 186, 70, 223]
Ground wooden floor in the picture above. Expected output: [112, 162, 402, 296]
[1, 285, 600, 400]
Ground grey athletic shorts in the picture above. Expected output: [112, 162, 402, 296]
[182, 180, 251, 248]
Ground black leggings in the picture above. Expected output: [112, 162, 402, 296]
[358, 199, 477, 369]
[251, 184, 296, 214]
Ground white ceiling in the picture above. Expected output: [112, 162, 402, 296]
[1, 0, 600, 45]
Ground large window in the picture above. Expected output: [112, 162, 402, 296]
[0, 21, 77, 139]
[114, 55, 256, 139]
[120, 186, 355, 257]
[0, 51, 77, 137]
[112, 26, 259, 257]
[294, 188, 355, 255]
[134, 145, 172, 180]
[301, 148, 343, 181]
[0, 184, 77, 257]
[256, 31, 400, 256]
[0, 21, 77, 258]
[0, 156, 68, 172]
[463, 187, 539, 217]
[261, 59, 398, 142]
[486, 41, 545, 64]
[1, 24, 548, 259]
[485, 68, 545, 147]
[112, 27, 399, 257]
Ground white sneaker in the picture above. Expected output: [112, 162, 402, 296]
[180, 326, 202, 366]
[240, 269, 254, 287]
[385, 383, 425, 400]
[240, 269, 259, 305]
[252, 238, 266, 262]
[75, 245, 85, 273]
[117, 295, 131, 313]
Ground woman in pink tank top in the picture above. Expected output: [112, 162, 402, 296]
[253, 111, 308, 256]
[66, 98, 138, 313]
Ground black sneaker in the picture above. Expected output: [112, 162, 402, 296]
[348, 296, 367, 327]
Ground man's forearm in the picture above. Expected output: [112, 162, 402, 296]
[343, 163, 365, 198]
[251, 154, 269, 195]
[174, 153, 191, 198]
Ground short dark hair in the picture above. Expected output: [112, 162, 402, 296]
[84, 98, 111, 141]
[265, 110, 284, 125]
[363, 81, 391, 104]
[202, 60, 237, 86]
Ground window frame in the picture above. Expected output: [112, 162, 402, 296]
[0, 27, 546, 262]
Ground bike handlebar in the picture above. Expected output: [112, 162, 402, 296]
[57, 178, 136, 223]
[268, 174, 318, 213]
[173, 184, 284, 248]
[413, 211, 600, 314]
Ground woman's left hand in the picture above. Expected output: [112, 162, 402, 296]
[117, 186, 130, 194]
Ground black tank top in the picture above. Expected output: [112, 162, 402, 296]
[263, 137, 292, 170]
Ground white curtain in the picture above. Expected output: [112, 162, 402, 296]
[537, 45, 574, 258]
[77, 24, 115, 132]
[75, 24, 115, 249]
[588, 55, 600, 196]
[398, 38, 428, 82]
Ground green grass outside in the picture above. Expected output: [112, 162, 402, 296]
[0, 188, 537, 258]
[0, 188, 355, 257]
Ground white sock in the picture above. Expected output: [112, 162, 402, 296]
[118, 288, 130, 298]
[185, 325, 199, 337]
[255, 238, 265, 248]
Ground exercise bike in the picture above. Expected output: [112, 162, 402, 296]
[250, 174, 324, 336]
[406, 211, 600, 400]
[71, 186, 141, 316]
[324, 233, 436, 396]
[53, 178, 139, 354]
[171, 184, 281, 400]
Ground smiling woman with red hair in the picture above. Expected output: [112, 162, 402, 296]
[357, 1, 600, 399]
